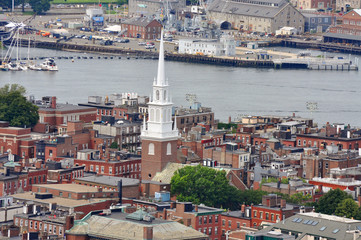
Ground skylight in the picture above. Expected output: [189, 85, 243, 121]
[320, 226, 326, 231]
[333, 229, 340, 234]
[296, 218, 302, 223]
[292, 218, 299, 222]
[311, 221, 319, 226]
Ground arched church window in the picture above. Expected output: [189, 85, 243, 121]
[148, 143, 154, 155]
[164, 90, 167, 101]
[167, 143, 171, 155]
[156, 90, 160, 100]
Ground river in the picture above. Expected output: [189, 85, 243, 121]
[1, 47, 361, 127]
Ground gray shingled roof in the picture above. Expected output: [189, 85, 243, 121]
[76, 175, 140, 187]
[324, 32, 361, 41]
[207, 0, 287, 18]
[262, 212, 361, 240]
[122, 17, 160, 27]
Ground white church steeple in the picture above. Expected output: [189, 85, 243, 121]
[141, 29, 179, 140]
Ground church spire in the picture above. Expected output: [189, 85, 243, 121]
[156, 28, 165, 86]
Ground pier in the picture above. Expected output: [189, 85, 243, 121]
[6, 38, 358, 71]
[282, 39, 361, 55]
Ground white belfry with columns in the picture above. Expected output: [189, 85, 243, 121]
[142, 30, 179, 140]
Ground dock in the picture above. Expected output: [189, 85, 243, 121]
[7, 38, 358, 71]
[273, 57, 358, 71]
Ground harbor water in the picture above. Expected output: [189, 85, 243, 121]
[1, 47, 361, 127]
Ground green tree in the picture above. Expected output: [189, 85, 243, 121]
[0, 84, 26, 96]
[0, 85, 38, 128]
[335, 198, 361, 219]
[170, 165, 240, 210]
[239, 190, 268, 205]
[315, 189, 353, 215]
[110, 142, 118, 149]
[0, 0, 21, 9]
[29, 0, 50, 14]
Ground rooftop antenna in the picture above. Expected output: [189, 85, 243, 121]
[185, 93, 197, 106]
[306, 102, 318, 120]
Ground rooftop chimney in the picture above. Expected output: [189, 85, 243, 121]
[143, 226, 153, 240]
[51, 96, 57, 109]
[117, 180, 122, 205]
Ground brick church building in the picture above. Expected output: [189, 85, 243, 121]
[140, 33, 180, 181]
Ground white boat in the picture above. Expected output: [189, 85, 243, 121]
[7, 62, 21, 71]
[28, 63, 42, 71]
[40, 58, 58, 71]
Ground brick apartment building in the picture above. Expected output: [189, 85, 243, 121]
[75, 149, 141, 179]
[74, 175, 140, 199]
[78, 94, 147, 122]
[14, 208, 74, 239]
[12, 184, 119, 219]
[250, 194, 306, 228]
[302, 151, 361, 179]
[325, 9, 361, 44]
[121, 17, 162, 40]
[33, 96, 96, 134]
[0, 163, 47, 197]
[0, 122, 35, 160]
[134, 201, 223, 240]
[46, 160, 85, 184]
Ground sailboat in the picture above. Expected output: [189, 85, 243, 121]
[26, 37, 41, 71]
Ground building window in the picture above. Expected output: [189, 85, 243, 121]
[215, 227, 218, 235]
[266, 213, 269, 220]
[39, 223, 42, 230]
[203, 216, 207, 224]
[167, 143, 172, 155]
[253, 211, 257, 218]
[209, 216, 212, 223]
[208, 227, 212, 235]
[260, 212, 263, 219]
[271, 214, 274, 221]
[237, 222, 240, 229]
[325, 162, 328, 169]
[199, 217, 202, 225]
[34, 222, 38, 230]
[96, 166, 99, 173]
[148, 143, 155, 155]
[90, 165, 94, 171]
[222, 219, 225, 226]
[109, 167, 113, 174]
[228, 220, 231, 227]
[215, 215, 218, 223]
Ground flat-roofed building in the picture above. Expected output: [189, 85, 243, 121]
[207, 0, 305, 33]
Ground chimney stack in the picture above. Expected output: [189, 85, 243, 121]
[163, 208, 167, 220]
[143, 226, 153, 240]
[51, 96, 57, 109]
[117, 180, 122, 204]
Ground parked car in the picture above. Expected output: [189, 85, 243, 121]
[116, 38, 129, 43]
[100, 40, 113, 46]
[138, 41, 146, 46]
[145, 44, 155, 49]
[245, 51, 254, 55]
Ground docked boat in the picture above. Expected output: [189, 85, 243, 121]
[40, 58, 58, 71]
[7, 62, 21, 71]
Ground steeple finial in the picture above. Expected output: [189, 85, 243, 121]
[156, 28, 165, 86]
